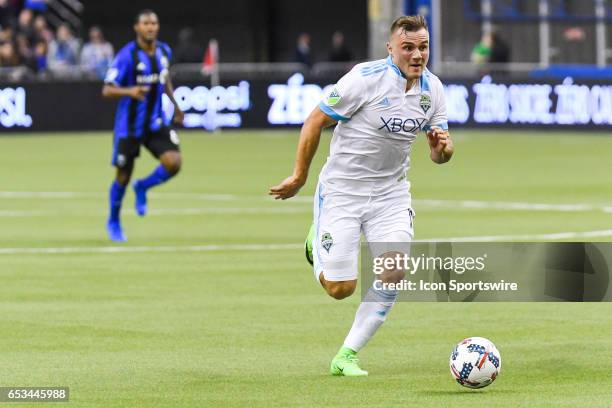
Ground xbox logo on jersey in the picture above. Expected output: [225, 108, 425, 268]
[378, 116, 427, 133]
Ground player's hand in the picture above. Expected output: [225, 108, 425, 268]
[427, 126, 453, 163]
[269, 175, 306, 200]
[129, 86, 150, 101]
[426, 126, 449, 152]
[172, 108, 185, 126]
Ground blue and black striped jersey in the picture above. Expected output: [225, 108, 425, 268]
[105, 40, 172, 138]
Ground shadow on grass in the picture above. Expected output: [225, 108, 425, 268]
[416, 389, 517, 396]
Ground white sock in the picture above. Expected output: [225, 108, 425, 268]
[343, 287, 397, 352]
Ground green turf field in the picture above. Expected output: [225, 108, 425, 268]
[0, 129, 611, 407]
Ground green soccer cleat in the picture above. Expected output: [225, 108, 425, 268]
[330, 347, 368, 376]
[304, 223, 315, 266]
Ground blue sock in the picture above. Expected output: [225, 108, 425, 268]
[137, 165, 172, 190]
[109, 181, 126, 222]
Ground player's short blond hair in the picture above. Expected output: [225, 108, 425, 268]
[389, 15, 428, 35]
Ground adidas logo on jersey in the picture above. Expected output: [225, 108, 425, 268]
[377, 97, 390, 107]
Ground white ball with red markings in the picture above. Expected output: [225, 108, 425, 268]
[449, 337, 501, 389]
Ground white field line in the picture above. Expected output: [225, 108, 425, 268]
[0, 191, 236, 201]
[147, 208, 307, 215]
[0, 208, 309, 217]
[417, 199, 612, 213]
[0, 191, 100, 198]
[2, 230, 612, 255]
[1, 191, 612, 213]
[0, 243, 303, 255]
[421, 229, 612, 242]
[0, 210, 61, 217]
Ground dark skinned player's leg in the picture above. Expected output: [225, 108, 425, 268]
[107, 161, 134, 242]
[158, 150, 182, 176]
[132, 134, 181, 217]
[115, 161, 135, 187]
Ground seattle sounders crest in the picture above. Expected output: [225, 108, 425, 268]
[321, 232, 333, 253]
[420, 94, 431, 114]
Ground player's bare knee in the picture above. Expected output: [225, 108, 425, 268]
[379, 251, 407, 284]
[115, 167, 133, 187]
[116, 175, 131, 186]
[325, 281, 356, 300]
[167, 161, 181, 176]
[381, 268, 405, 284]
[161, 153, 181, 176]
[327, 285, 353, 300]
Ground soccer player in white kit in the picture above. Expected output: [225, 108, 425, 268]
[270, 15, 454, 376]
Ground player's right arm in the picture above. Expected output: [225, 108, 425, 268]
[269, 66, 367, 200]
[268, 107, 336, 200]
[101, 47, 149, 101]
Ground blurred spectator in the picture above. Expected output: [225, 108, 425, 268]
[80, 26, 113, 78]
[47, 23, 79, 70]
[563, 26, 586, 42]
[0, 40, 20, 66]
[489, 31, 510, 63]
[33, 15, 53, 43]
[0, 0, 16, 29]
[471, 32, 491, 64]
[33, 39, 46, 71]
[0, 25, 13, 43]
[174, 27, 203, 63]
[294, 33, 311, 67]
[15, 31, 34, 68]
[329, 31, 353, 62]
[16, 8, 36, 44]
[472, 30, 510, 65]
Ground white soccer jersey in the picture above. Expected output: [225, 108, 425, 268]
[318, 56, 448, 196]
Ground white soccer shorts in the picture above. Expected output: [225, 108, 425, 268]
[312, 183, 415, 282]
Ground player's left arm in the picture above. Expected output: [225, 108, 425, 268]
[427, 127, 453, 164]
[164, 76, 184, 126]
[162, 46, 184, 126]
[426, 78, 453, 164]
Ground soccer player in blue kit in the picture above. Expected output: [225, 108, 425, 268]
[102, 10, 184, 242]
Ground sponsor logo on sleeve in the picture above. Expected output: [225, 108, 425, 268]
[326, 88, 342, 106]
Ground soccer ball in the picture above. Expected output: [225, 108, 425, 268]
[449, 337, 501, 389]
